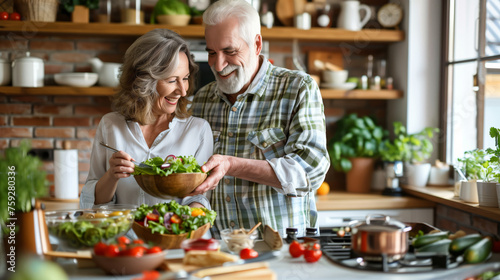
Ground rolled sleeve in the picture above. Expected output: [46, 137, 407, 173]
[181, 194, 211, 210]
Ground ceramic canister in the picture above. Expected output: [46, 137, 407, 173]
[12, 52, 44, 87]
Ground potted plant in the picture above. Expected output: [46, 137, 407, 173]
[60, 0, 99, 23]
[479, 127, 500, 207]
[328, 113, 386, 193]
[456, 149, 488, 203]
[1, 140, 49, 256]
[379, 122, 439, 188]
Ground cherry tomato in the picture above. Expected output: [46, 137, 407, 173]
[146, 246, 163, 254]
[304, 243, 323, 262]
[240, 248, 258, 259]
[140, 270, 160, 280]
[9, 12, 20, 20]
[133, 239, 145, 245]
[191, 208, 206, 217]
[104, 244, 120, 257]
[126, 246, 145, 257]
[170, 214, 181, 224]
[146, 212, 159, 222]
[289, 240, 305, 258]
[93, 242, 108, 256]
[117, 236, 130, 245]
[0, 12, 8, 20]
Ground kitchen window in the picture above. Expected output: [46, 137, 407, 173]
[443, 0, 500, 163]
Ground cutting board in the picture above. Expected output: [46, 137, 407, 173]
[307, 50, 344, 76]
[276, 0, 306, 26]
[164, 259, 276, 280]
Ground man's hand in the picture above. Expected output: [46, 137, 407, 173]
[190, 154, 231, 194]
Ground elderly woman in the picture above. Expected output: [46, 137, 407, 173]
[80, 29, 213, 210]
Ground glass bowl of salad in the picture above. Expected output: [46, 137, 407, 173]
[132, 155, 207, 198]
[45, 204, 136, 251]
[132, 201, 217, 249]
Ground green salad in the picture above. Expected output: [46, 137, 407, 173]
[134, 201, 216, 236]
[132, 155, 204, 176]
[47, 211, 133, 249]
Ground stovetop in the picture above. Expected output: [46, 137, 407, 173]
[315, 228, 464, 273]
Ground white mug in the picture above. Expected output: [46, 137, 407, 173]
[337, 0, 371, 31]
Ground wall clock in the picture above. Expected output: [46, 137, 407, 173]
[377, 3, 403, 28]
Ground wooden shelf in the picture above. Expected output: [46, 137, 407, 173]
[1, 86, 403, 99]
[320, 89, 403, 99]
[0, 21, 404, 42]
[0, 86, 114, 96]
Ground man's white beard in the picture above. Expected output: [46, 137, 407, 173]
[211, 53, 258, 94]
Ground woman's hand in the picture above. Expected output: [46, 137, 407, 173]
[190, 154, 231, 194]
[107, 151, 136, 179]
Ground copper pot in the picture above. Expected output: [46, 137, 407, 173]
[350, 214, 411, 262]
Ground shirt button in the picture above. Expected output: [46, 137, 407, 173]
[228, 132, 234, 137]
[225, 195, 231, 202]
[224, 178, 230, 184]
[262, 142, 268, 148]
[230, 221, 236, 227]
[231, 106, 237, 112]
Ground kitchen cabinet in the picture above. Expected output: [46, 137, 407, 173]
[0, 21, 404, 99]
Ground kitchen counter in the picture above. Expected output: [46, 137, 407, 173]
[403, 185, 500, 222]
[315, 191, 436, 211]
[59, 244, 500, 280]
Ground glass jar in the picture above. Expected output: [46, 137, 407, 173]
[121, 0, 144, 25]
[97, 0, 112, 23]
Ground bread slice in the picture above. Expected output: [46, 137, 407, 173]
[183, 250, 238, 267]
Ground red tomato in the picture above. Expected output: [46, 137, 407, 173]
[126, 246, 145, 257]
[304, 249, 322, 263]
[9, 12, 20, 20]
[240, 248, 258, 259]
[104, 244, 120, 257]
[170, 214, 181, 224]
[493, 240, 500, 253]
[117, 236, 130, 245]
[133, 239, 145, 245]
[146, 212, 159, 222]
[146, 246, 163, 254]
[93, 242, 108, 256]
[289, 240, 305, 258]
[0, 12, 8, 20]
[140, 270, 160, 280]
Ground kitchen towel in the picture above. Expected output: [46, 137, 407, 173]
[54, 149, 79, 199]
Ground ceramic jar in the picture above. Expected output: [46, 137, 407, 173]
[12, 52, 44, 87]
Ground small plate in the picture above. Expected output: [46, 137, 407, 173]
[321, 82, 357, 90]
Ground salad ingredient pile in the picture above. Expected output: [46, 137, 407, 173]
[132, 155, 204, 176]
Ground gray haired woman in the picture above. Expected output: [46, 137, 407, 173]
[80, 29, 213, 210]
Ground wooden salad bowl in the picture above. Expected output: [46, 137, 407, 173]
[134, 173, 207, 199]
[132, 222, 211, 249]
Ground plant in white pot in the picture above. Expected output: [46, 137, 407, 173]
[484, 127, 500, 207]
[379, 122, 439, 189]
[328, 114, 386, 193]
[456, 149, 489, 204]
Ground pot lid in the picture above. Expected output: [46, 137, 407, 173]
[14, 52, 43, 63]
[351, 214, 409, 232]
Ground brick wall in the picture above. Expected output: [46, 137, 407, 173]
[435, 204, 500, 236]
[0, 33, 388, 196]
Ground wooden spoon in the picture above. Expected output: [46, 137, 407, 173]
[247, 222, 262, 235]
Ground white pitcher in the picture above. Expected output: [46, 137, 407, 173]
[337, 0, 371, 31]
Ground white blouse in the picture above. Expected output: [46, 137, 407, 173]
[80, 112, 214, 209]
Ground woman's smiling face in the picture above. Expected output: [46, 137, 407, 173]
[154, 51, 190, 115]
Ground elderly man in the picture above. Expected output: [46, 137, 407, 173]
[191, 0, 330, 238]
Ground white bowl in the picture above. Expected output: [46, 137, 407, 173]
[322, 70, 348, 85]
[54, 73, 98, 87]
[157, 15, 191, 26]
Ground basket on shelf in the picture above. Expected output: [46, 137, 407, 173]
[15, 0, 58, 22]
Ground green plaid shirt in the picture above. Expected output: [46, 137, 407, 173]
[191, 57, 330, 238]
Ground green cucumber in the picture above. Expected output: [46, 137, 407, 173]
[449, 233, 483, 255]
[464, 237, 493, 264]
[416, 238, 452, 254]
[412, 231, 449, 248]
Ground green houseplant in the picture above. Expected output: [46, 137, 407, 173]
[328, 113, 386, 193]
[379, 122, 439, 188]
[486, 127, 500, 183]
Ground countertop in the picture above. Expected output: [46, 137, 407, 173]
[315, 191, 436, 211]
[403, 185, 500, 222]
[59, 243, 500, 280]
